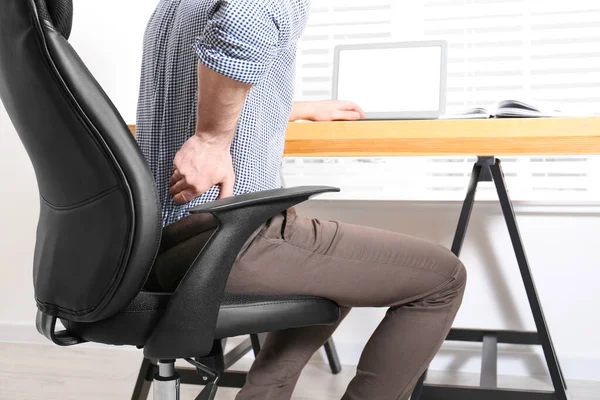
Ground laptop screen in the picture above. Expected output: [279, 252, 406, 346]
[334, 43, 445, 117]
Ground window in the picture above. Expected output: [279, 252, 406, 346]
[284, 0, 600, 202]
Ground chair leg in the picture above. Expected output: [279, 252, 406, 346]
[250, 334, 342, 374]
[131, 358, 156, 400]
[250, 333, 266, 356]
[195, 383, 218, 400]
[324, 338, 342, 374]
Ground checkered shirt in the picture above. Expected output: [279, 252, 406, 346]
[136, 0, 309, 226]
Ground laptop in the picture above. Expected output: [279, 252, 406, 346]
[331, 40, 448, 120]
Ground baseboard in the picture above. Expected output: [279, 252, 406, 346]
[3, 322, 598, 382]
[0, 321, 47, 345]
[0, 321, 138, 352]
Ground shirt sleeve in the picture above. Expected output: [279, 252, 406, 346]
[194, 0, 285, 85]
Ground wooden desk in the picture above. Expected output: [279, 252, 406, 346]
[129, 118, 593, 400]
[284, 117, 600, 156]
[131, 116, 600, 156]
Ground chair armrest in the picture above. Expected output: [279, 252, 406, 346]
[144, 186, 339, 359]
[187, 186, 339, 214]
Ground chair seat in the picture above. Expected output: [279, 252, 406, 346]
[63, 292, 340, 348]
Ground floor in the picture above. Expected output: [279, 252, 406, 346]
[1, 342, 599, 400]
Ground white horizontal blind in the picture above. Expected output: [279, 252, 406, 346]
[295, 0, 394, 101]
[426, 0, 600, 112]
[283, 0, 600, 202]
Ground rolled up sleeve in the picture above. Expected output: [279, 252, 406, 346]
[195, 0, 282, 85]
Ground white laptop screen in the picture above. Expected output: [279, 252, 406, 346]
[335, 45, 444, 115]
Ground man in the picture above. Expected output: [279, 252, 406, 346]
[136, 1, 467, 399]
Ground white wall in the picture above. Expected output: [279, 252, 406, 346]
[1, 0, 599, 383]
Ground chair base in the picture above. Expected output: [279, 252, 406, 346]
[133, 334, 342, 400]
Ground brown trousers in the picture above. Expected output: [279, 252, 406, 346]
[148, 208, 467, 400]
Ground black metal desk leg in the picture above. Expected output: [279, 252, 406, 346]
[480, 334, 498, 388]
[416, 156, 568, 400]
[451, 157, 488, 257]
[490, 159, 568, 400]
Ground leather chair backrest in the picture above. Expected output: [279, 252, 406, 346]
[0, 0, 162, 323]
[34, 0, 74, 39]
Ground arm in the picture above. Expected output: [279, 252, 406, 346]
[289, 100, 366, 122]
[170, 63, 249, 203]
[170, 0, 284, 203]
[194, 63, 250, 142]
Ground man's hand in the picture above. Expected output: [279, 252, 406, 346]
[170, 135, 235, 204]
[289, 100, 365, 122]
[167, 62, 250, 204]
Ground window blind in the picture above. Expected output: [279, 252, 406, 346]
[284, 0, 600, 202]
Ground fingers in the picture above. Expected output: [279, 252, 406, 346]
[170, 172, 235, 203]
[340, 100, 365, 118]
[173, 189, 196, 205]
[332, 110, 362, 121]
[169, 177, 190, 198]
[170, 169, 200, 204]
[218, 173, 235, 199]
[170, 169, 183, 185]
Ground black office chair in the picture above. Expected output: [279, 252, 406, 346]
[0, 1, 341, 398]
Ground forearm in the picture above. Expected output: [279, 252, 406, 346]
[195, 62, 251, 145]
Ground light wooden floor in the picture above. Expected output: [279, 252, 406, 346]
[1, 342, 599, 400]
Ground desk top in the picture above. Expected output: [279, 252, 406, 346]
[129, 116, 600, 156]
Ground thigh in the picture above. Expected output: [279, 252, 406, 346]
[227, 208, 463, 308]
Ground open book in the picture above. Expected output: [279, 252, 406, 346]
[441, 99, 565, 119]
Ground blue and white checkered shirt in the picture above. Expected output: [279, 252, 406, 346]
[136, 0, 309, 226]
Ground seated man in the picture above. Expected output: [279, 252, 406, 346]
[136, 1, 467, 399]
